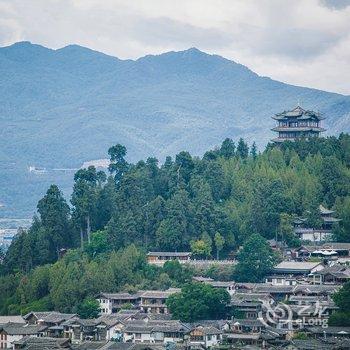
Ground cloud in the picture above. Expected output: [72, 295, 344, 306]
[0, 0, 349, 94]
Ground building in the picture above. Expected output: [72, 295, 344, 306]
[0, 323, 47, 349]
[139, 289, 180, 314]
[23, 312, 76, 327]
[223, 319, 265, 347]
[312, 264, 350, 285]
[0, 316, 25, 326]
[230, 293, 271, 319]
[204, 281, 236, 296]
[12, 336, 71, 349]
[272, 261, 324, 277]
[271, 105, 326, 143]
[265, 275, 297, 286]
[188, 325, 222, 348]
[146, 252, 191, 265]
[123, 320, 189, 344]
[97, 293, 141, 315]
[293, 205, 341, 242]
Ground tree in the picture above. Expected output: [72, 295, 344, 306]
[85, 230, 109, 257]
[279, 213, 300, 248]
[236, 138, 249, 159]
[234, 233, 278, 282]
[108, 144, 128, 184]
[329, 282, 350, 326]
[37, 185, 72, 261]
[77, 297, 100, 319]
[156, 189, 194, 250]
[71, 167, 102, 246]
[166, 283, 230, 322]
[175, 151, 194, 184]
[214, 232, 225, 260]
[162, 260, 192, 284]
[220, 138, 235, 159]
[250, 142, 257, 159]
[190, 239, 211, 259]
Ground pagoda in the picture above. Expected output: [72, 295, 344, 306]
[271, 105, 326, 143]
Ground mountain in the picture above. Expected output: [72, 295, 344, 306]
[0, 41, 350, 217]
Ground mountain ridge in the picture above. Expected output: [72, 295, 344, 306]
[0, 41, 349, 217]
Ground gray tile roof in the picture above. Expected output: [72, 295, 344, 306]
[0, 322, 47, 335]
[147, 252, 191, 257]
[274, 261, 323, 271]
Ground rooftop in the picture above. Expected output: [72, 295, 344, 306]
[147, 251, 191, 257]
[273, 261, 323, 272]
[272, 106, 325, 121]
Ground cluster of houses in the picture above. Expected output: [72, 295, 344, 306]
[1, 208, 350, 349]
[2, 254, 350, 350]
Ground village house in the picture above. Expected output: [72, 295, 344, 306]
[205, 281, 236, 296]
[139, 289, 180, 314]
[146, 252, 191, 265]
[0, 323, 47, 349]
[122, 319, 190, 344]
[23, 311, 76, 327]
[230, 293, 271, 319]
[272, 261, 324, 277]
[292, 205, 341, 242]
[265, 275, 298, 286]
[188, 325, 222, 348]
[223, 319, 265, 347]
[96, 292, 141, 315]
[12, 336, 71, 349]
[312, 264, 350, 285]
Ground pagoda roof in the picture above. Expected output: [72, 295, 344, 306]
[271, 126, 326, 132]
[319, 205, 335, 215]
[272, 106, 325, 120]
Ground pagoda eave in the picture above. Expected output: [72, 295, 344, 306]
[271, 127, 326, 132]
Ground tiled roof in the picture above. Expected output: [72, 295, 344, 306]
[147, 252, 191, 257]
[0, 315, 25, 325]
[140, 288, 180, 298]
[23, 311, 76, 324]
[97, 292, 141, 300]
[273, 261, 323, 271]
[0, 322, 47, 335]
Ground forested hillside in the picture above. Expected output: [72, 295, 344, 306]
[1, 42, 350, 217]
[0, 135, 350, 315]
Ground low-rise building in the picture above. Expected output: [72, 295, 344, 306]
[205, 281, 236, 296]
[188, 325, 222, 348]
[265, 275, 297, 286]
[12, 336, 71, 349]
[96, 292, 141, 315]
[140, 289, 180, 314]
[272, 261, 324, 277]
[123, 320, 189, 344]
[146, 252, 191, 265]
[0, 323, 47, 349]
[312, 264, 350, 285]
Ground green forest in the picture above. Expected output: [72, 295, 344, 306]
[1, 134, 350, 316]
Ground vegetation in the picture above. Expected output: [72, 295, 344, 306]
[0, 135, 350, 314]
[234, 233, 279, 282]
[166, 283, 230, 322]
[329, 281, 350, 326]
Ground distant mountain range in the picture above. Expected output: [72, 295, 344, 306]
[1, 41, 349, 217]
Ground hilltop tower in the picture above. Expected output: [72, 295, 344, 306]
[271, 106, 326, 143]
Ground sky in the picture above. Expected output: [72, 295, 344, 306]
[0, 0, 350, 95]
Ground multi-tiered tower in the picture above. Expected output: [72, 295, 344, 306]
[271, 105, 326, 143]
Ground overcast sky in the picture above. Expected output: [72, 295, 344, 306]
[1, 0, 349, 94]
